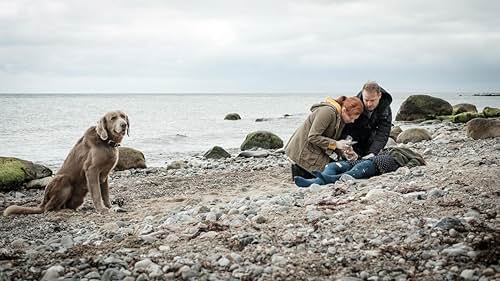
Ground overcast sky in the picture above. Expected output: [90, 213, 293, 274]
[0, 0, 499, 93]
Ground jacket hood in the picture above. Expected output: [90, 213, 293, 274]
[310, 97, 342, 113]
[357, 87, 392, 112]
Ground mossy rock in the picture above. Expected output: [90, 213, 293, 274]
[0, 159, 25, 190]
[396, 95, 453, 121]
[435, 115, 453, 121]
[452, 103, 477, 114]
[483, 107, 500, 117]
[0, 157, 52, 190]
[224, 113, 241, 120]
[451, 112, 482, 123]
[204, 146, 231, 159]
[240, 131, 283, 151]
[116, 147, 147, 171]
[396, 128, 432, 144]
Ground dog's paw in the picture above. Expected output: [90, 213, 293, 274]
[104, 202, 112, 208]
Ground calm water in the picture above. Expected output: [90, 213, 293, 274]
[1, 93, 498, 168]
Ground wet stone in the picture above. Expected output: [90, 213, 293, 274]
[434, 217, 465, 232]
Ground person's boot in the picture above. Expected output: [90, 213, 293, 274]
[312, 171, 340, 184]
[294, 176, 324, 188]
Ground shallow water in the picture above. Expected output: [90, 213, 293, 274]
[0, 93, 498, 168]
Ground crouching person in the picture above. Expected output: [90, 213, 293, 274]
[285, 96, 364, 180]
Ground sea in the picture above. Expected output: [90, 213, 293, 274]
[1, 93, 499, 169]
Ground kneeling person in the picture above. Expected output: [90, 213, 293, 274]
[285, 96, 364, 179]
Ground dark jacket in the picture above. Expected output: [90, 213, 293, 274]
[285, 97, 345, 172]
[341, 87, 392, 156]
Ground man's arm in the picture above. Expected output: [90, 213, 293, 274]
[368, 106, 392, 154]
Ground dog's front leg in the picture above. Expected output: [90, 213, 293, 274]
[86, 167, 107, 212]
[101, 179, 111, 208]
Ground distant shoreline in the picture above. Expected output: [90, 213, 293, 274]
[472, 93, 500, 96]
[0, 92, 498, 96]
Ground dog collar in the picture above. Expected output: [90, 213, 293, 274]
[107, 140, 120, 147]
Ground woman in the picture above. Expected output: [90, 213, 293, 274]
[294, 146, 426, 187]
[285, 96, 364, 179]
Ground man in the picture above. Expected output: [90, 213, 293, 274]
[342, 81, 392, 160]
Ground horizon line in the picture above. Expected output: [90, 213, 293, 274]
[1, 91, 498, 95]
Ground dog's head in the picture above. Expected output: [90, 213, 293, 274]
[96, 110, 130, 142]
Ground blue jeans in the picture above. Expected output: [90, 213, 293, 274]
[319, 160, 378, 183]
[294, 160, 378, 187]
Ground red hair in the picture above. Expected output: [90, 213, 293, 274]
[335, 96, 364, 116]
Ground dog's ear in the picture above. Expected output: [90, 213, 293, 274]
[125, 114, 130, 136]
[96, 116, 108, 140]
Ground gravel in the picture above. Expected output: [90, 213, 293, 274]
[1, 121, 499, 280]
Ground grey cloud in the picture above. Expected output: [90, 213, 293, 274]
[0, 0, 499, 92]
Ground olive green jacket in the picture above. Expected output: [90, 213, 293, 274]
[285, 98, 345, 172]
[383, 147, 426, 168]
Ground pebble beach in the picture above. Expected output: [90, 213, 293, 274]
[1, 120, 499, 281]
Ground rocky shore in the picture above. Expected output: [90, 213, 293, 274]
[1, 119, 499, 281]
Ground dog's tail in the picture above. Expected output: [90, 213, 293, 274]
[3, 205, 44, 216]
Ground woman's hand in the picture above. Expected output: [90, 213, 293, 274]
[336, 139, 354, 150]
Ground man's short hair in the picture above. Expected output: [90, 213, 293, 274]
[362, 81, 381, 94]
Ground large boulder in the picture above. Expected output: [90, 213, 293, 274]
[240, 131, 283, 151]
[482, 107, 500, 118]
[115, 147, 146, 171]
[224, 113, 241, 120]
[466, 118, 500, 140]
[0, 157, 52, 190]
[396, 128, 432, 144]
[452, 103, 477, 114]
[204, 146, 231, 159]
[396, 95, 453, 121]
